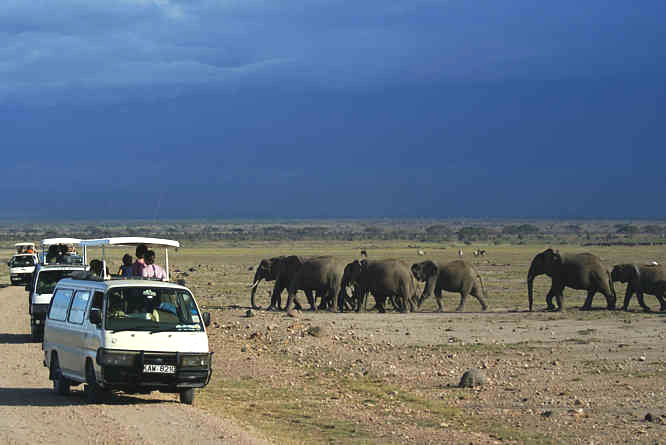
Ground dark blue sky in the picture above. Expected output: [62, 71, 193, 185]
[1, 1, 665, 219]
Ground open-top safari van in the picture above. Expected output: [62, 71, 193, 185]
[42, 237, 212, 405]
[27, 238, 88, 340]
[8, 243, 39, 285]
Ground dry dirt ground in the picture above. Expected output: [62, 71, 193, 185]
[2, 242, 666, 444]
[0, 284, 271, 445]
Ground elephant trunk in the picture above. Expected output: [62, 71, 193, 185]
[419, 276, 436, 307]
[249, 269, 264, 309]
[527, 258, 542, 312]
[607, 270, 617, 309]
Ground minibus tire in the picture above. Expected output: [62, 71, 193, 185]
[51, 355, 70, 396]
[179, 388, 194, 405]
[85, 361, 102, 404]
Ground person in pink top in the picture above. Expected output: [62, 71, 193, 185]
[142, 249, 167, 280]
[131, 244, 148, 277]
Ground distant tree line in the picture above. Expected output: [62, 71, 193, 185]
[0, 221, 664, 246]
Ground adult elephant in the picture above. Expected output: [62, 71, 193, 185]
[527, 249, 616, 312]
[411, 260, 487, 312]
[611, 263, 666, 312]
[249, 256, 306, 310]
[285, 256, 347, 312]
[341, 259, 417, 313]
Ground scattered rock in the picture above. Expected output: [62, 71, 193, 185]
[245, 309, 254, 318]
[248, 266, 254, 271]
[459, 369, 488, 388]
[644, 413, 654, 422]
[307, 326, 325, 338]
[286, 309, 300, 318]
[240, 345, 248, 352]
[541, 410, 554, 418]
[638, 356, 647, 361]
[188, 267, 196, 272]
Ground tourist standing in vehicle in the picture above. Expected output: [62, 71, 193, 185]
[142, 250, 167, 280]
[131, 244, 148, 276]
[118, 254, 133, 277]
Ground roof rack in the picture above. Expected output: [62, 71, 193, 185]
[80, 236, 179, 282]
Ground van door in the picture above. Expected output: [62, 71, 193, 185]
[45, 288, 74, 373]
[83, 291, 105, 376]
[63, 289, 92, 379]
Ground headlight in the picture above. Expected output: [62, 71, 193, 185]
[97, 349, 137, 367]
[180, 354, 210, 368]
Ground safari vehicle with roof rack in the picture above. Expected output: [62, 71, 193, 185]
[27, 238, 88, 341]
[8, 243, 39, 285]
[42, 238, 212, 405]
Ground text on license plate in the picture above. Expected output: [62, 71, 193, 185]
[143, 364, 176, 374]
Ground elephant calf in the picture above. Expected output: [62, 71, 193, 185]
[611, 263, 666, 312]
[527, 249, 616, 311]
[342, 259, 417, 313]
[411, 260, 487, 312]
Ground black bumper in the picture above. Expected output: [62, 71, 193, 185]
[100, 352, 213, 392]
[10, 273, 32, 283]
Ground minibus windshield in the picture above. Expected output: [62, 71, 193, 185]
[105, 286, 203, 332]
[10, 256, 35, 267]
[36, 270, 78, 294]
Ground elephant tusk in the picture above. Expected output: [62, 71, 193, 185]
[248, 280, 260, 289]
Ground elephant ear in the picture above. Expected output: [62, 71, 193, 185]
[424, 260, 438, 278]
[286, 255, 302, 268]
[552, 250, 563, 264]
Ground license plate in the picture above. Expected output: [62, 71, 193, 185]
[143, 364, 176, 374]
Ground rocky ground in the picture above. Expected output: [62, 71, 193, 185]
[199, 304, 665, 444]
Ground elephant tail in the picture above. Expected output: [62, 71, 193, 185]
[475, 267, 487, 299]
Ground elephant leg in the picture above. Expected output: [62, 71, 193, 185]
[545, 288, 557, 311]
[305, 290, 316, 311]
[581, 290, 595, 310]
[470, 285, 488, 311]
[654, 285, 666, 311]
[375, 295, 387, 313]
[455, 292, 467, 312]
[622, 285, 634, 311]
[636, 291, 651, 312]
[434, 289, 444, 312]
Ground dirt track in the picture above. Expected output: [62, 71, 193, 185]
[0, 284, 270, 445]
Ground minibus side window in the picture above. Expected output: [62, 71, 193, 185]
[68, 290, 91, 324]
[48, 289, 74, 321]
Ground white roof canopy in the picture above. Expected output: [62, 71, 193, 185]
[15, 242, 36, 247]
[80, 237, 180, 248]
[41, 238, 82, 246]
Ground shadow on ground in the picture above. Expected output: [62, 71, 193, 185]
[0, 333, 35, 344]
[0, 387, 170, 407]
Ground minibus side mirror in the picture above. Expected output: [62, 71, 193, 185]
[202, 312, 211, 327]
[89, 309, 102, 326]
[25, 285, 32, 292]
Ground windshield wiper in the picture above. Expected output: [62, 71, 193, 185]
[110, 328, 147, 333]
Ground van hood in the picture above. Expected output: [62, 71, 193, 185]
[103, 330, 209, 353]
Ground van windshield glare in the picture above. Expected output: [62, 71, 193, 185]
[105, 286, 203, 332]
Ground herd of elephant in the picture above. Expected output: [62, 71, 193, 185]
[248, 249, 666, 314]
